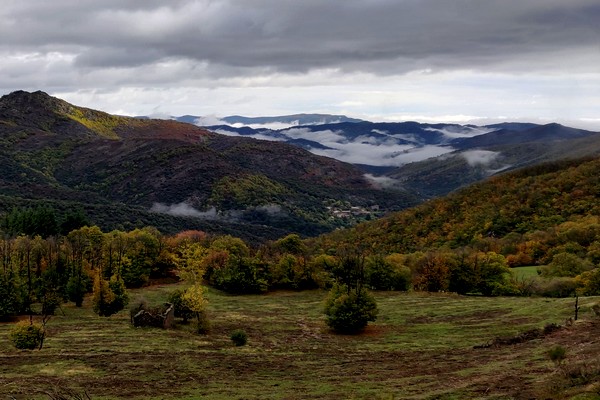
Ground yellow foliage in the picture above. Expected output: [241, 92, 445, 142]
[182, 284, 208, 313]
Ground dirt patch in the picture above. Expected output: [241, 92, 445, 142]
[474, 323, 562, 348]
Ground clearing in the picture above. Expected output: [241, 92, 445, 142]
[1, 284, 599, 399]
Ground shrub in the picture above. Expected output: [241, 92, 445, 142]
[230, 329, 248, 346]
[167, 289, 195, 323]
[533, 277, 579, 297]
[10, 321, 45, 350]
[547, 345, 567, 366]
[324, 283, 378, 334]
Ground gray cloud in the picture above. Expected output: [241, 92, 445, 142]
[150, 202, 218, 219]
[461, 150, 500, 167]
[1, 1, 599, 78]
[363, 174, 401, 189]
[1, 1, 599, 127]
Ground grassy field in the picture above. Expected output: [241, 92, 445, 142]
[1, 284, 600, 399]
[511, 266, 541, 280]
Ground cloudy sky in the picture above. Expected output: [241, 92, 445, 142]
[1, 0, 599, 128]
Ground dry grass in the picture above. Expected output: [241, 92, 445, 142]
[1, 284, 599, 399]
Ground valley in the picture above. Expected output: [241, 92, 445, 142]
[3, 91, 600, 400]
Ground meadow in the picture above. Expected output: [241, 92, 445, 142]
[1, 284, 599, 399]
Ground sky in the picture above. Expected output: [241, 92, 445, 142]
[1, 0, 600, 129]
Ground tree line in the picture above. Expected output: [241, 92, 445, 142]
[3, 203, 600, 325]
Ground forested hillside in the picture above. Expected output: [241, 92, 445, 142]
[317, 157, 600, 254]
[0, 91, 416, 241]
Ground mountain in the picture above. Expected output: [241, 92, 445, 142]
[220, 113, 364, 126]
[137, 113, 364, 127]
[451, 123, 597, 149]
[315, 156, 600, 254]
[388, 123, 600, 198]
[208, 121, 496, 166]
[0, 91, 417, 242]
[206, 120, 600, 199]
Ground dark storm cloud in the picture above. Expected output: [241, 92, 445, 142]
[1, 0, 599, 78]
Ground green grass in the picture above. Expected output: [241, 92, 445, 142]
[512, 265, 541, 279]
[0, 285, 597, 399]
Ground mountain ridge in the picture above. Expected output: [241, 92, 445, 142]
[0, 90, 416, 242]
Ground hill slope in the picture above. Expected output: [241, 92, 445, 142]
[316, 157, 600, 253]
[0, 91, 417, 241]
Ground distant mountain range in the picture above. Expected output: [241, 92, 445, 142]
[183, 117, 600, 199]
[137, 113, 363, 128]
[139, 111, 600, 200]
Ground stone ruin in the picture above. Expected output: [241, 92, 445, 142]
[131, 302, 175, 329]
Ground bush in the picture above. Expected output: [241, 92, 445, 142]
[230, 329, 248, 346]
[547, 345, 567, 366]
[167, 289, 195, 323]
[533, 277, 579, 297]
[324, 283, 378, 334]
[10, 321, 45, 350]
[542, 253, 593, 278]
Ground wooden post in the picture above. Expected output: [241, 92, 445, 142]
[575, 295, 579, 321]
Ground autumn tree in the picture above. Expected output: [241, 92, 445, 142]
[92, 270, 128, 317]
[204, 236, 267, 293]
[175, 241, 209, 332]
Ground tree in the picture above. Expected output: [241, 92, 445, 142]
[324, 248, 378, 334]
[168, 289, 195, 323]
[2, 206, 59, 238]
[542, 253, 593, 278]
[175, 241, 210, 332]
[92, 271, 115, 317]
[475, 252, 511, 296]
[413, 251, 453, 292]
[202, 237, 267, 294]
[365, 254, 411, 291]
[182, 284, 209, 333]
[59, 208, 90, 236]
[92, 271, 128, 317]
[324, 283, 378, 334]
[574, 268, 600, 295]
